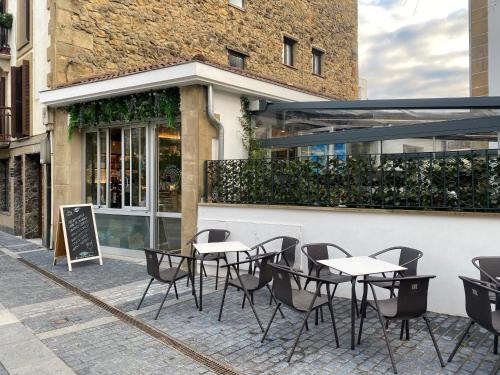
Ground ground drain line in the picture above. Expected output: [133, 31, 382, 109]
[18, 258, 242, 375]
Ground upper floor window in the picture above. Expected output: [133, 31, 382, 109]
[17, 0, 31, 48]
[228, 49, 246, 70]
[229, 0, 244, 9]
[312, 48, 324, 76]
[283, 37, 297, 67]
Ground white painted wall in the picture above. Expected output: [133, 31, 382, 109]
[213, 88, 247, 160]
[32, 0, 51, 136]
[489, 0, 500, 95]
[198, 203, 500, 317]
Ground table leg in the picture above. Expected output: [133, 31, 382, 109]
[351, 276, 356, 350]
[199, 258, 204, 311]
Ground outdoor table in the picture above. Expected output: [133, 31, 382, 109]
[319, 256, 406, 350]
[193, 241, 252, 311]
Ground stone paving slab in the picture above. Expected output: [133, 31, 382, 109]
[1, 231, 499, 374]
[0, 238, 216, 375]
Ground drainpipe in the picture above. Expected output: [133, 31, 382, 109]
[207, 85, 224, 160]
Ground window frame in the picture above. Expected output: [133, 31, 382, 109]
[227, 48, 247, 70]
[283, 36, 297, 67]
[84, 123, 150, 212]
[312, 47, 325, 76]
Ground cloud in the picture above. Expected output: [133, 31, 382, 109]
[359, 0, 469, 99]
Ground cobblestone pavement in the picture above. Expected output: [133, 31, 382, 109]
[0, 231, 499, 374]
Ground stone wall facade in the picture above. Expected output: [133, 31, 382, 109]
[13, 156, 23, 236]
[24, 154, 41, 239]
[48, 0, 358, 99]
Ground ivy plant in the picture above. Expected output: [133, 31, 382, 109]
[66, 88, 180, 139]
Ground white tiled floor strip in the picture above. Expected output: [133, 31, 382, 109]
[0, 303, 75, 375]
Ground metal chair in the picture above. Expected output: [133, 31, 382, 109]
[137, 248, 198, 320]
[301, 243, 353, 324]
[368, 246, 424, 294]
[218, 252, 284, 331]
[252, 236, 301, 289]
[261, 263, 340, 363]
[188, 229, 231, 290]
[472, 256, 500, 304]
[358, 275, 444, 374]
[367, 246, 424, 337]
[448, 276, 500, 362]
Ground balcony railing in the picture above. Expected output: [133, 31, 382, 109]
[0, 25, 9, 54]
[205, 150, 500, 212]
[0, 106, 11, 144]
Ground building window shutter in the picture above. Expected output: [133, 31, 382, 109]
[21, 60, 30, 137]
[10, 66, 20, 138]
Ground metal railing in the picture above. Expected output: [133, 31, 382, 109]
[205, 150, 500, 212]
[0, 25, 9, 54]
[0, 106, 11, 143]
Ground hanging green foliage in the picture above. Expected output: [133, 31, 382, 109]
[66, 88, 180, 139]
[239, 96, 265, 159]
[0, 13, 13, 29]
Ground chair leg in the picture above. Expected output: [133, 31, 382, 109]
[305, 320, 309, 331]
[261, 303, 281, 343]
[202, 264, 208, 277]
[218, 273, 230, 321]
[320, 306, 324, 322]
[492, 360, 500, 375]
[315, 309, 319, 326]
[137, 278, 153, 310]
[423, 316, 445, 367]
[287, 306, 317, 362]
[400, 320, 405, 340]
[251, 292, 254, 305]
[155, 282, 174, 320]
[265, 285, 286, 319]
[173, 281, 179, 300]
[357, 308, 365, 345]
[448, 320, 475, 363]
[215, 259, 220, 290]
[242, 293, 246, 309]
[494, 335, 498, 355]
[189, 263, 199, 309]
[405, 320, 410, 340]
[375, 310, 397, 374]
[327, 302, 340, 348]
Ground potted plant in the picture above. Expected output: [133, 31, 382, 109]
[0, 13, 13, 29]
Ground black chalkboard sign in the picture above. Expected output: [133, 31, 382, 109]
[54, 204, 103, 271]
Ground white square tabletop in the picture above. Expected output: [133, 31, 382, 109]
[318, 256, 406, 277]
[193, 241, 252, 254]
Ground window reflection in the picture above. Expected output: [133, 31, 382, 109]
[158, 125, 181, 212]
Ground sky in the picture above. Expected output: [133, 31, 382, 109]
[358, 0, 469, 99]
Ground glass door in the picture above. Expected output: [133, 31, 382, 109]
[155, 124, 182, 250]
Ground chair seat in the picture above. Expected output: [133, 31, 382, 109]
[196, 252, 225, 261]
[228, 273, 260, 291]
[291, 290, 329, 312]
[366, 275, 401, 289]
[493, 310, 500, 333]
[368, 298, 398, 318]
[157, 268, 188, 283]
[318, 269, 352, 284]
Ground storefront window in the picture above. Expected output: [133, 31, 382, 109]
[85, 126, 148, 209]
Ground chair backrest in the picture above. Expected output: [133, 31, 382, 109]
[473, 256, 500, 284]
[279, 236, 299, 266]
[460, 276, 495, 332]
[257, 253, 276, 288]
[395, 276, 432, 318]
[270, 264, 294, 307]
[301, 243, 351, 276]
[144, 249, 161, 280]
[207, 229, 230, 243]
[371, 246, 422, 276]
[398, 247, 422, 276]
